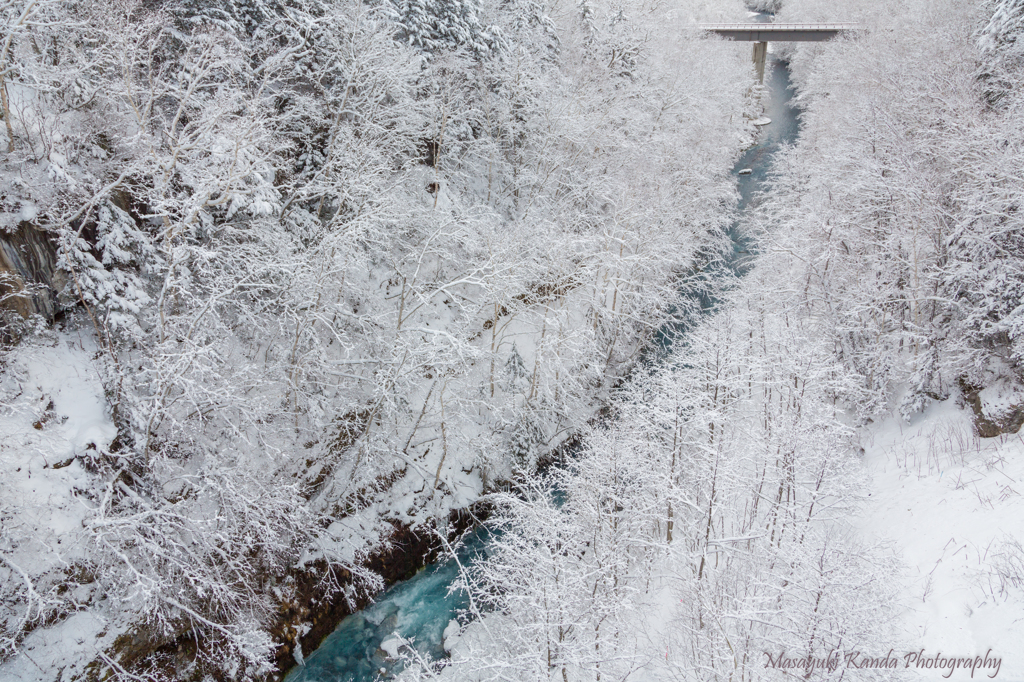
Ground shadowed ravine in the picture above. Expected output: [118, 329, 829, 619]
[287, 40, 802, 682]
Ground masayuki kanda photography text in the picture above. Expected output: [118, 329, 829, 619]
[764, 649, 1003, 678]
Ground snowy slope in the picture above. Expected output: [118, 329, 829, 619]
[859, 397, 1024, 680]
[0, 327, 125, 678]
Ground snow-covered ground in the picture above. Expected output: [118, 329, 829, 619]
[859, 397, 1024, 680]
[0, 328, 125, 680]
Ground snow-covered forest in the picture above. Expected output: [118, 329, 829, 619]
[2, 0, 1024, 679]
[414, 0, 1024, 679]
[0, 0, 755, 677]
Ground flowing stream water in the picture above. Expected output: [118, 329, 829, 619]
[288, 32, 802, 682]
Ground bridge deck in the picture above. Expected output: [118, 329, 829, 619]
[699, 23, 862, 42]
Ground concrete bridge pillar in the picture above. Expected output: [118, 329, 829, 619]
[752, 41, 767, 83]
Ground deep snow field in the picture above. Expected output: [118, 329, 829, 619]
[858, 397, 1024, 679]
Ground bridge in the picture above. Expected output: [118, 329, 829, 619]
[699, 23, 863, 82]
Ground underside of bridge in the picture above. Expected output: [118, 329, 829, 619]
[699, 23, 862, 83]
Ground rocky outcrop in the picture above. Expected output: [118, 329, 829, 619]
[0, 221, 65, 320]
[961, 378, 1024, 437]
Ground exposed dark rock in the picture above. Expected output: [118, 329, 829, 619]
[0, 221, 65, 320]
[95, 622, 192, 682]
[960, 378, 1024, 437]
